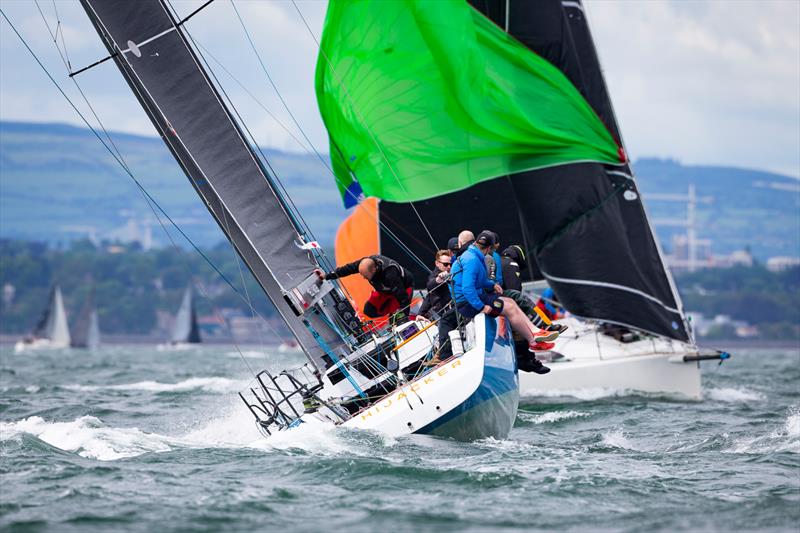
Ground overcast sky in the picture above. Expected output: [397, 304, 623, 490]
[1, 0, 798, 178]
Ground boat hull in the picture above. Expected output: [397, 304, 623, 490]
[339, 315, 519, 441]
[416, 318, 518, 440]
[518, 317, 702, 399]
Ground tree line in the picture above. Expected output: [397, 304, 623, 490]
[1, 239, 797, 340]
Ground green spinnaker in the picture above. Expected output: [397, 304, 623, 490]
[316, 0, 622, 205]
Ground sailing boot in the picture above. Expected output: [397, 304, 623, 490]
[533, 329, 559, 343]
[528, 340, 555, 352]
[547, 323, 569, 334]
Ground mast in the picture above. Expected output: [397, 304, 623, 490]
[80, 0, 350, 369]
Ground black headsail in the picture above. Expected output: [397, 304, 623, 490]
[378, 0, 690, 342]
[80, 0, 347, 369]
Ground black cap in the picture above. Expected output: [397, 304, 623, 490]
[475, 231, 495, 247]
[447, 237, 459, 251]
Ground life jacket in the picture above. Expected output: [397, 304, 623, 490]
[368, 255, 413, 293]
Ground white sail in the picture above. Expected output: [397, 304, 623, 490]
[87, 310, 100, 350]
[170, 286, 200, 344]
[47, 286, 70, 347]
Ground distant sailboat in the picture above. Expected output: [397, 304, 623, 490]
[158, 286, 201, 350]
[70, 289, 100, 350]
[14, 285, 71, 352]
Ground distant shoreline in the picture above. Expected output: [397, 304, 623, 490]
[0, 333, 280, 347]
[1, 333, 796, 350]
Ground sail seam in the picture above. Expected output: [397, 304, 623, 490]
[540, 270, 682, 315]
[561, 1, 585, 12]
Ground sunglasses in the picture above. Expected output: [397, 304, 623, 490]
[438, 260, 452, 267]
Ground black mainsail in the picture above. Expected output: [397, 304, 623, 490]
[80, 0, 348, 369]
[377, 0, 690, 342]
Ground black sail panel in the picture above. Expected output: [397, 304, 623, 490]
[80, 0, 345, 368]
[379, 0, 689, 341]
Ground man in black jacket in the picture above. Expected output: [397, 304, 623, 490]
[501, 245, 567, 334]
[315, 255, 413, 319]
[418, 249, 453, 318]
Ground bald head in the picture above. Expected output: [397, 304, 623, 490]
[457, 230, 474, 248]
[358, 257, 377, 280]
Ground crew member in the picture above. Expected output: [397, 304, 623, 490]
[452, 231, 559, 353]
[418, 250, 453, 319]
[315, 255, 413, 320]
[454, 230, 474, 257]
[481, 230, 503, 288]
[501, 245, 567, 334]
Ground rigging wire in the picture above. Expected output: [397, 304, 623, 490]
[34, 3, 276, 375]
[289, 0, 440, 253]
[224, 0, 431, 272]
[0, 7, 280, 376]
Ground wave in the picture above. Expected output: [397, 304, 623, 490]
[518, 410, 589, 424]
[725, 407, 800, 455]
[601, 428, 640, 451]
[0, 416, 175, 461]
[704, 387, 765, 403]
[65, 377, 246, 394]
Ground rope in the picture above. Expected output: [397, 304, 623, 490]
[1, 7, 279, 377]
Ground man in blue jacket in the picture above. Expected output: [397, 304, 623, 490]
[452, 231, 558, 352]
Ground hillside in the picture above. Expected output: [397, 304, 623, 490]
[1, 121, 798, 259]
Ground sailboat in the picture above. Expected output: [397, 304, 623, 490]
[72, 0, 709, 440]
[70, 288, 100, 350]
[333, 0, 729, 400]
[14, 285, 71, 352]
[73, 0, 620, 440]
[157, 286, 201, 351]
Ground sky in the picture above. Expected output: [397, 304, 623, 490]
[0, 0, 798, 178]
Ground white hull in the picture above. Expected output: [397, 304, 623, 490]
[519, 316, 702, 400]
[156, 342, 199, 352]
[13, 338, 70, 353]
[259, 316, 519, 441]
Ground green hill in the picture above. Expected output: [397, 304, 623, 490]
[1, 121, 798, 259]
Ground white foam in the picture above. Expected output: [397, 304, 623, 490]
[66, 377, 245, 394]
[705, 387, 765, 403]
[0, 416, 175, 461]
[181, 403, 262, 447]
[518, 410, 589, 424]
[601, 428, 639, 451]
[724, 407, 800, 455]
[786, 412, 800, 437]
[526, 387, 628, 401]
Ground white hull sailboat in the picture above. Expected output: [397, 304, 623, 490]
[245, 316, 518, 440]
[518, 316, 711, 400]
[74, 0, 537, 440]
[332, 0, 730, 401]
[14, 286, 71, 353]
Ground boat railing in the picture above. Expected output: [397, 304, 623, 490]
[238, 369, 348, 436]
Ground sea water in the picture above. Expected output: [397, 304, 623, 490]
[1, 344, 798, 532]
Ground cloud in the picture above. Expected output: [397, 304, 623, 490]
[1, 0, 798, 177]
[587, 0, 799, 176]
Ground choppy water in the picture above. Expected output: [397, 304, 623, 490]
[1, 344, 798, 532]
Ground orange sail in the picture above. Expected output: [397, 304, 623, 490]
[334, 197, 379, 314]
